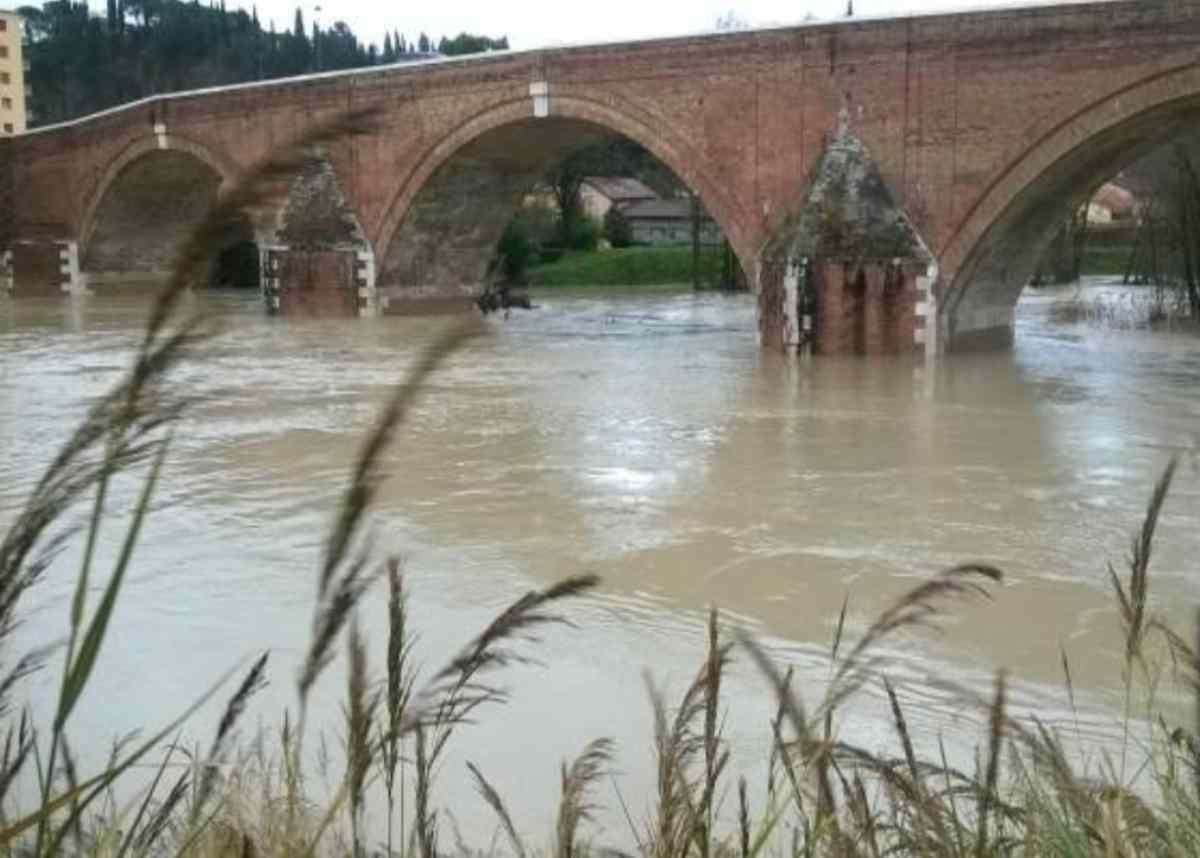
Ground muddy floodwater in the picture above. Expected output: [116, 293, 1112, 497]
[2, 279, 1199, 841]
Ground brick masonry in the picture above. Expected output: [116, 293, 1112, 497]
[11, 241, 65, 296]
[275, 250, 360, 317]
[5, 0, 1200, 352]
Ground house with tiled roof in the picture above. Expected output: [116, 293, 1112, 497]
[579, 177, 659, 220]
[1086, 182, 1137, 224]
[622, 198, 722, 246]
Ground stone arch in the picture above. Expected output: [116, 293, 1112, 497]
[79, 134, 240, 255]
[937, 63, 1200, 350]
[78, 135, 255, 286]
[373, 94, 756, 297]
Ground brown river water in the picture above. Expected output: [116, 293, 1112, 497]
[1, 279, 1198, 842]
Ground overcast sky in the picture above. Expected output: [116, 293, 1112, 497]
[155, 0, 1063, 54]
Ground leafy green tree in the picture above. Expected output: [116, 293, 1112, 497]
[496, 215, 535, 283]
[604, 206, 634, 248]
[437, 32, 508, 56]
[19, 0, 395, 125]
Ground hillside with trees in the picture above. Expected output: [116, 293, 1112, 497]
[16, 0, 507, 126]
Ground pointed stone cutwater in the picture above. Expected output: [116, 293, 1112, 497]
[769, 126, 926, 265]
[761, 128, 932, 356]
[270, 153, 378, 318]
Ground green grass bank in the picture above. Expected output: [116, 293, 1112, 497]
[526, 245, 726, 287]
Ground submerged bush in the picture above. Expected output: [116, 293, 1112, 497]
[496, 216, 536, 284]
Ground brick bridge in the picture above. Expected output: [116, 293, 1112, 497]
[3, 0, 1199, 354]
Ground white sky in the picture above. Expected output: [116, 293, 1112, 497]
[115, 0, 1072, 54]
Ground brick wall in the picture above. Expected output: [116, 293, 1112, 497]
[11, 241, 64, 296]
[811, 262, 921, 356]
[276, 250, 358, 317]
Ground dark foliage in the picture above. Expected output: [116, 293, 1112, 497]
[604, 206, 634, 248]
[17, 0, 507, 126]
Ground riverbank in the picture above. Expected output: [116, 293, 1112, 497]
[1081, 244, 1132, 277]
[526, 245, 727, 287]
[528, 241, 1135, 287]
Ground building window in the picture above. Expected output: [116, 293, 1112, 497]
[0, 47, 8, 59]
[0, 73, 8, 84]
[3, 123, 12, 133]
[2, 98, 10, 110]
[0, 20, 7, 32]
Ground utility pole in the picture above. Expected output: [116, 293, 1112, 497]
[691, 191, 702, 290]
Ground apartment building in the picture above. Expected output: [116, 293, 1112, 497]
[0, 9, 26, 135]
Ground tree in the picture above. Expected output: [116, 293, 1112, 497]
[382, 31, 393, 61]
[603, 206, 633, 248]
[496, 215, 535, 282]
[437, 32, 508, 56]
[715, 11, 748, 31]
[417, 32, 429, 53]
[20, 0, 386, 125]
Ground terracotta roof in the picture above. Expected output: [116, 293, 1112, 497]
[1092, 182, 1136, 216]
[582, 176, 658, 202]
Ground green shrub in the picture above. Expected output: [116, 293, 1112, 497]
[603, 206, 634, 248]
[496, 216, 535, 283]
[564, 213, 601, 251]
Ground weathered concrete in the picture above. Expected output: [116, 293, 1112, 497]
[5, 0, 1200, 353]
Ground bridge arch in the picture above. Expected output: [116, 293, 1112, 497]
[373, 93, 756, 297]
[78, 135, 255, 286]
[79, 134, 240, 252]
[938, 62, 1200, 350]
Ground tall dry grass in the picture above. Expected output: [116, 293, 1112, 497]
[0, 110, 1197, 858]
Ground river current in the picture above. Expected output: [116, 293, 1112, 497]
[1, 279, 1198, 841]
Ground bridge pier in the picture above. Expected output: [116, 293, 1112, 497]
[263, 246, 378, 318]
[758, 127, 934, 357]
[945, 304, 1016, 351]
[10, 239, 87, 297]
[759, 256, 930, 356]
